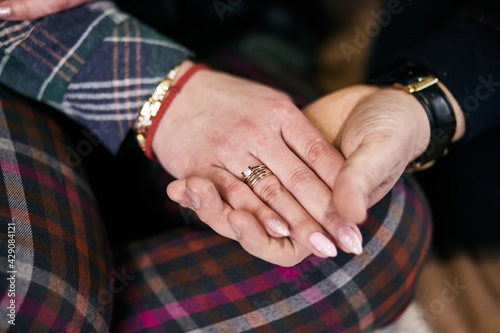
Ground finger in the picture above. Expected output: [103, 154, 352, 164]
[270, 112, 367, 255]
[318, 210, 364, 256]
[221, 158, 299, 238]
[280, 110, 345, 189]
[167, 179, 195, 209]
[167, 177, 236, 240]
[167, 178, 312, 265]
[0, 0, 88, 21]
[333, 141, 404, 224]
[228, 210, 311, 267]
[250, 139, 347, 251]
[168, 175, 290, 239]
[212, 167, 338, 258]
[263, 112, 358, 234]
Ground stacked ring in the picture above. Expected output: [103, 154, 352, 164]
[241, 165, 274, 190]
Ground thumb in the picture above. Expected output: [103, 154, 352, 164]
[332, 141, 405, 223]
[0, 0, 88, 21]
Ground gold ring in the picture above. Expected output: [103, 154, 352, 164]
[241, 165, 273, 190]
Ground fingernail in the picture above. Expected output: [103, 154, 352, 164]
[231, 224, 241, 239]
[178, 201, 189, 208]
[0, 7, 12, 18]
[186, 188, 200, 209]
[309, 232, 337, 257]
[337, 226, 363, 255]
[266, 218, 290, 237]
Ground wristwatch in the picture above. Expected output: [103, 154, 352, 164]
[369, 61, 457, 172]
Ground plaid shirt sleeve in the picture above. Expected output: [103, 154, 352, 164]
[0, 0, 192, 154]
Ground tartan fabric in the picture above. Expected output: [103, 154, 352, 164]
[111, 176, 431, 333]
[0, 0, 191, 154]
[0, 87, 113, 333]
[0, 82, 432, 332]
[0, 83, 432, 332]
[0, 2, 433, 331]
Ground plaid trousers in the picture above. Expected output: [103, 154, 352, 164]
[0, 85, 432, 332]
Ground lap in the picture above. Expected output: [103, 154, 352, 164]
[0, 87, 431, 333]
[111, 177, 431, 333]
[0, 87, 113, 333]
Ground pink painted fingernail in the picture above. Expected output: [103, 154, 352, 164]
[309, 232, 337, 257]
[266, 218, 290, 237]
[337, 226, 363, 255]
[0, 7, 12, 18]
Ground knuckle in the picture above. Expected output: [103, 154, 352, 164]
[320, 208, 340, 227]
[269, 99, 297, 118]
[256, 178, 287, 204]
[288, 167, 316, 192]
[220, 180, 247, 204]
[303, 139, 331, 165]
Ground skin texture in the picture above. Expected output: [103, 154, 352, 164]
[304, 83, 464, 224]
[170, 82, 465, 266]
[304, 85, 432, 223]
[3, 1, 466, 266]
[1, 1, 361, 264]
[0, 0, 91, 20]
[157, 61, 362, 264]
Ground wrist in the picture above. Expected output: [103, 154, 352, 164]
[134, 60, 207, 159]
[386, 87, 431, 161]
[171, 59, 195, 86]
[369, 61, 457, 172]
[148, 59, 194, 157]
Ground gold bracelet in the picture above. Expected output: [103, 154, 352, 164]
[133, 66, 180, 151]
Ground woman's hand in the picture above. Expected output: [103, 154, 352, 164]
[0, 0, 91, 20]
[159, 61, 364, 263]
[168, 177, 314, 266]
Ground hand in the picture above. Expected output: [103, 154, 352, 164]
[168, 177, 313, 266]
[158, 60, 364, 263]
[303, 84, 463, 223]
[0, 0, 91, 20]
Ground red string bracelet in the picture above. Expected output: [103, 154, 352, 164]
[144, 63, 209, 160]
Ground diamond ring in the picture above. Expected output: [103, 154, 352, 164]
[241, 165, 274, 190]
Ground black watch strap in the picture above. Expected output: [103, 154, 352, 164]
[369, 61, 457, 172]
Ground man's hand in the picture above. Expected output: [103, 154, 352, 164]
[159, 61, 364, 263]
[303, 83, 463, 224]
[0, 0, 91, 20]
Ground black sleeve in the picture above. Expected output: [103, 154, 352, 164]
[376, 4, 500, 145]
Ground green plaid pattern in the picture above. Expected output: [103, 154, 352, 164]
[0, 85, 432, 332]
[0, 1, 432, 331]
[0, 1, 190, 154]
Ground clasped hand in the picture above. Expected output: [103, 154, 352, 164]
[1, 0, 366, 266]
[0, 0, 462, 267]
[168, 73, 434, 266]
[159, 61, 363, 266]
